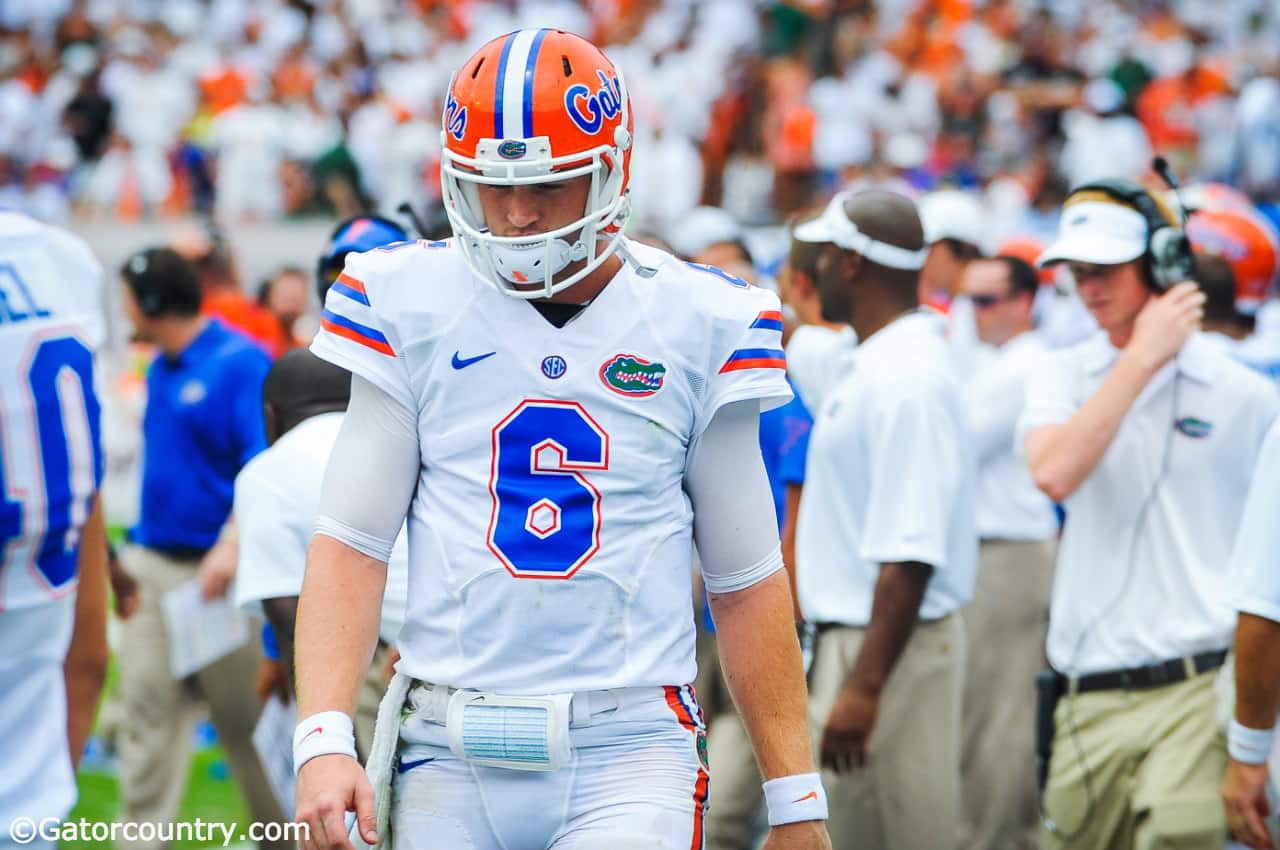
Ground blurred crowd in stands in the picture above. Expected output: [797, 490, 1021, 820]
[1, 0, 1279, 245]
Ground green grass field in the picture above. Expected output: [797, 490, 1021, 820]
[68, 559, 257, 850]
[66, 746, 252, 849]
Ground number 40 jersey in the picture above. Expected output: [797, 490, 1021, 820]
[0, 212, 105, 614]
[312, 238, 791, 694]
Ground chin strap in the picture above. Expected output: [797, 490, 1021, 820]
[613, 237, 658, 279]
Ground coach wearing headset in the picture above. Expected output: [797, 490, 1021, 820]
[1018, 179, 1279, 849]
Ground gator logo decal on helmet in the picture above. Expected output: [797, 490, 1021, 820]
[599, 354, 666, 398]
[497, 140, 527, 159]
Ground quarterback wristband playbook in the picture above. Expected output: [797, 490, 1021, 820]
[293, 711, 358, 773]
[762, 773, 829, 826]
[1228, 719, 1275, 764]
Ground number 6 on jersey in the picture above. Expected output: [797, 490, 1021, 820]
[487, 400, 609, 579]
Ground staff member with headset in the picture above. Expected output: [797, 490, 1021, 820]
[111, 248, 288, 850]
[1018, 175, 1280, 850]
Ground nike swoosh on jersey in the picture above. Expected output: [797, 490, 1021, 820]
[451, 350, 497, 369]
[397, 757, 436, 774]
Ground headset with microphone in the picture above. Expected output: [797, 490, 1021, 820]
[1068, 158, 1196, 291]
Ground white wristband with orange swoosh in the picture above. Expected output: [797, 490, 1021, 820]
[762, 772, 829, 825]
[293, 711, 358, 774]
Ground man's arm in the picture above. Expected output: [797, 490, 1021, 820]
[1224, 612, 1280, 850]
[709, 571, 813, 780]
[294, 537, 385, 848]
[820, 561, 931, 773]
[295, 538, 385, 719]
[263, 596, 300, 689]
[294, 375, 421, 849]
[1024, 353, 1156, 503]
[686, 401, 829, 849]
[1025, 282, 1203, 502]
[1235, 612, 1280, 732]
[64, 494, 109, 769]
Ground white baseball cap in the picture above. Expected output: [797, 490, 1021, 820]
[793, 193, 927, 271]
[919, 190, 985, 247]
[666, 206, 743, 260]
[1037, 201, 1149, 267]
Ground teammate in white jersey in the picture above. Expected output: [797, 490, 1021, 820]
[0, 211, 110, 849]
[292, 30, 830, 850]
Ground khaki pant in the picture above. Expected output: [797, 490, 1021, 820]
[809, 614, 966, 850]
[1040, 671, 1227, 850]
[115, 546, 288, 850]
[961, 538, 1056, 850]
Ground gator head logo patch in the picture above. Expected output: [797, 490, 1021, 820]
[696, 730, 709, 770]
[1174, 416, 1213, 439]
[497, 140, 527, 159]
[599, 353, 666, 397]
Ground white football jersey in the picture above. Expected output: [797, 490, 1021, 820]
[233, 411, 410, 645]
[0, 211, 105, 613]
[312, 238, 790, 694]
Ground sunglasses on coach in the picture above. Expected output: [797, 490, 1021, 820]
[968, 293, 1013, 309]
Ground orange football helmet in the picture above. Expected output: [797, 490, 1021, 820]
[995, 235, 1056, 285]
[1186, 206, 1280, 314]
[440, 29, 634, 298]
[1169, 181, 1254, 215]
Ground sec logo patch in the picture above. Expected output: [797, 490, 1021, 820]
[541, 355, 567, 379]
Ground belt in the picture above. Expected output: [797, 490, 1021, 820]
[407, 680, 659, 728]
[147, 544, 209, 562]
[1061, 649, 1228, 695]
[813, 613, 950, 634]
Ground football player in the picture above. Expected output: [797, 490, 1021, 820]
[292, 29, 830, 850]
[0, 211, 110, 849]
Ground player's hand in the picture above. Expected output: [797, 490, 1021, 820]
[1223, 758, 1275, 850]
[198, 537, 238, 600]
[761, 820, 832, 850]
[255, 658, 292, 705]
[1126, 281, 1204, 372]
[820, 683, 878, 773]
[108, 554, 140, 620]
[296, 754, 376, 850]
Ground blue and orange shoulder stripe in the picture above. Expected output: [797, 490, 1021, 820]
[321, 272, 395, 357]
[720, 309, 786, 374]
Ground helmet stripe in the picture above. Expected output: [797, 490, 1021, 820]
[497, 30, 539, 140]
[522, 28, 550, 138]
[493, 32, 517, 139]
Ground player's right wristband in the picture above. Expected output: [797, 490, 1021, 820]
[293, 711, 358, 774]
[762, 773, 829, 826]
[1228, 719, 1275, 764]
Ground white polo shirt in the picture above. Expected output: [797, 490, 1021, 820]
[1017, 331, 1279, 676]
[784, 323, 856, 412]
[1229, 417, 1280, 624]
[796, 311, 978, 627]
[968, 331, 1058, 541]
[232, 412, 409, 646]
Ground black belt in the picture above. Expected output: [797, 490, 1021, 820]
[1060, 649, 1228, 694]
[148, 544, 210, 562]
